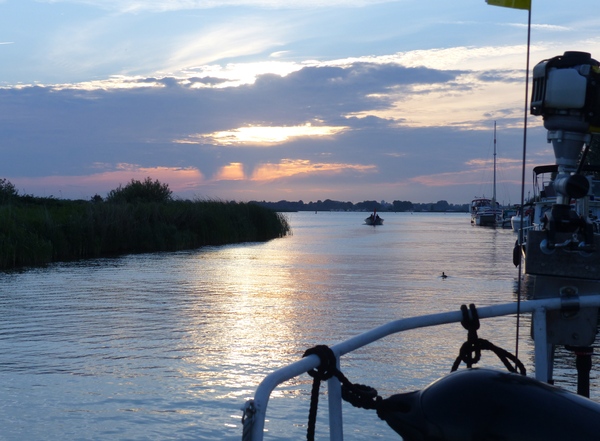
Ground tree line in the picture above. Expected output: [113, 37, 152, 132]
[251, 199, 469, 213]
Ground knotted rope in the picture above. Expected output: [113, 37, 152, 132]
[451, 304, 526, 375]
[302, 345, 382, 441]
[241, 400, 256, 441]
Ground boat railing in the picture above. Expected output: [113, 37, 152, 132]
[241, 294, 600, 441]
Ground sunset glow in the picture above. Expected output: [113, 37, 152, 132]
[179, 124, 348, 146]
[9, 165, 204, 199]
[214, 163, 245, 181]
[251, 159, 376, 181]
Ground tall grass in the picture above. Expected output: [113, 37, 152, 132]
[0, 198, 290, 270]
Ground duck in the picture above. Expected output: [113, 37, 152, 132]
[441, 272, 448, 279]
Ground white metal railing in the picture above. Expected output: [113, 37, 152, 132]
[241, 295, 600, 441]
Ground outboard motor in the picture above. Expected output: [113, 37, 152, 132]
[527, 52, 600, 393]
[530, 51, 600, 238]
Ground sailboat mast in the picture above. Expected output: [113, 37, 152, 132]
[493, 121, 497, 206]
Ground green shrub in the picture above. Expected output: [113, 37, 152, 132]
[0, 178, 18, 204]
[106, 177, 172, 204]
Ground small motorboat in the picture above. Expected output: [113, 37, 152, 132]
[365, 210, 383, 226]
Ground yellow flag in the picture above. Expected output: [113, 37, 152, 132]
[486, 0, 531, 10]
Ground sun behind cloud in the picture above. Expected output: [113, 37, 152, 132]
[214, 162, 245, 180]
[176, 123, 348, 146]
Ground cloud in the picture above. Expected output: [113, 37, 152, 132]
[214, 163, 245, 181]
[270, 51, 291, 58]
[38, 0, 398, 13]
[499, 23, 570, 32]
[250, 159, 376, 181]
[166, 22, 290, 74]
[0, 48, 553, 203]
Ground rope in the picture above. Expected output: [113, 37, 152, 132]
[451, 304, 526, 375]
[303, 345, 337, 441]
[241, 400, 256, 441]
[302, 345, 383, 440]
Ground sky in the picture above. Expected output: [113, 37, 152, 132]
[1, 0, 600, 205]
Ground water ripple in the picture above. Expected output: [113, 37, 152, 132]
[0, 213, 594, 440]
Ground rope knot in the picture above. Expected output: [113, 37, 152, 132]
[301, 345, 383, 440]
[452, 304, 526, 375]
[460, 303, 480, 342]
[302, 345, 339, 441]
[303, 344, 338, 380]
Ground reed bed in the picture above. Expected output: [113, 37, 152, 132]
[0, 198, 291, 270]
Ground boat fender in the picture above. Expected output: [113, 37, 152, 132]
[513, 239, 521, 266]
[377, 368, 600, 441]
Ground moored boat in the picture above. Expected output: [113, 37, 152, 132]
[470, 197, 503, 226]
[471, 122, 503, 227]
[510, 205, 532, 232]
[510, 213, 531, 232]
[500, 206, 517, 228]
[524, 164, 600, 232]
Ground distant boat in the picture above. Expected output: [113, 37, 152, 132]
[471, 122, 503, 227]
[510, 205, 532, 232]
[471, 198, 503, 227]
[365, 210, 383, 226]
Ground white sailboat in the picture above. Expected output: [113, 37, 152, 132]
[470, 121, 503, 227]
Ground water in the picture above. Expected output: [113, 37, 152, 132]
[0, 212, 595, 440]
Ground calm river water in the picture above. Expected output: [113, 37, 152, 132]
[1, 212, 596, 440]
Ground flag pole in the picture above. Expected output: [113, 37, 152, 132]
[515, 2, 532, 362]
[486, 0, 533, 362]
